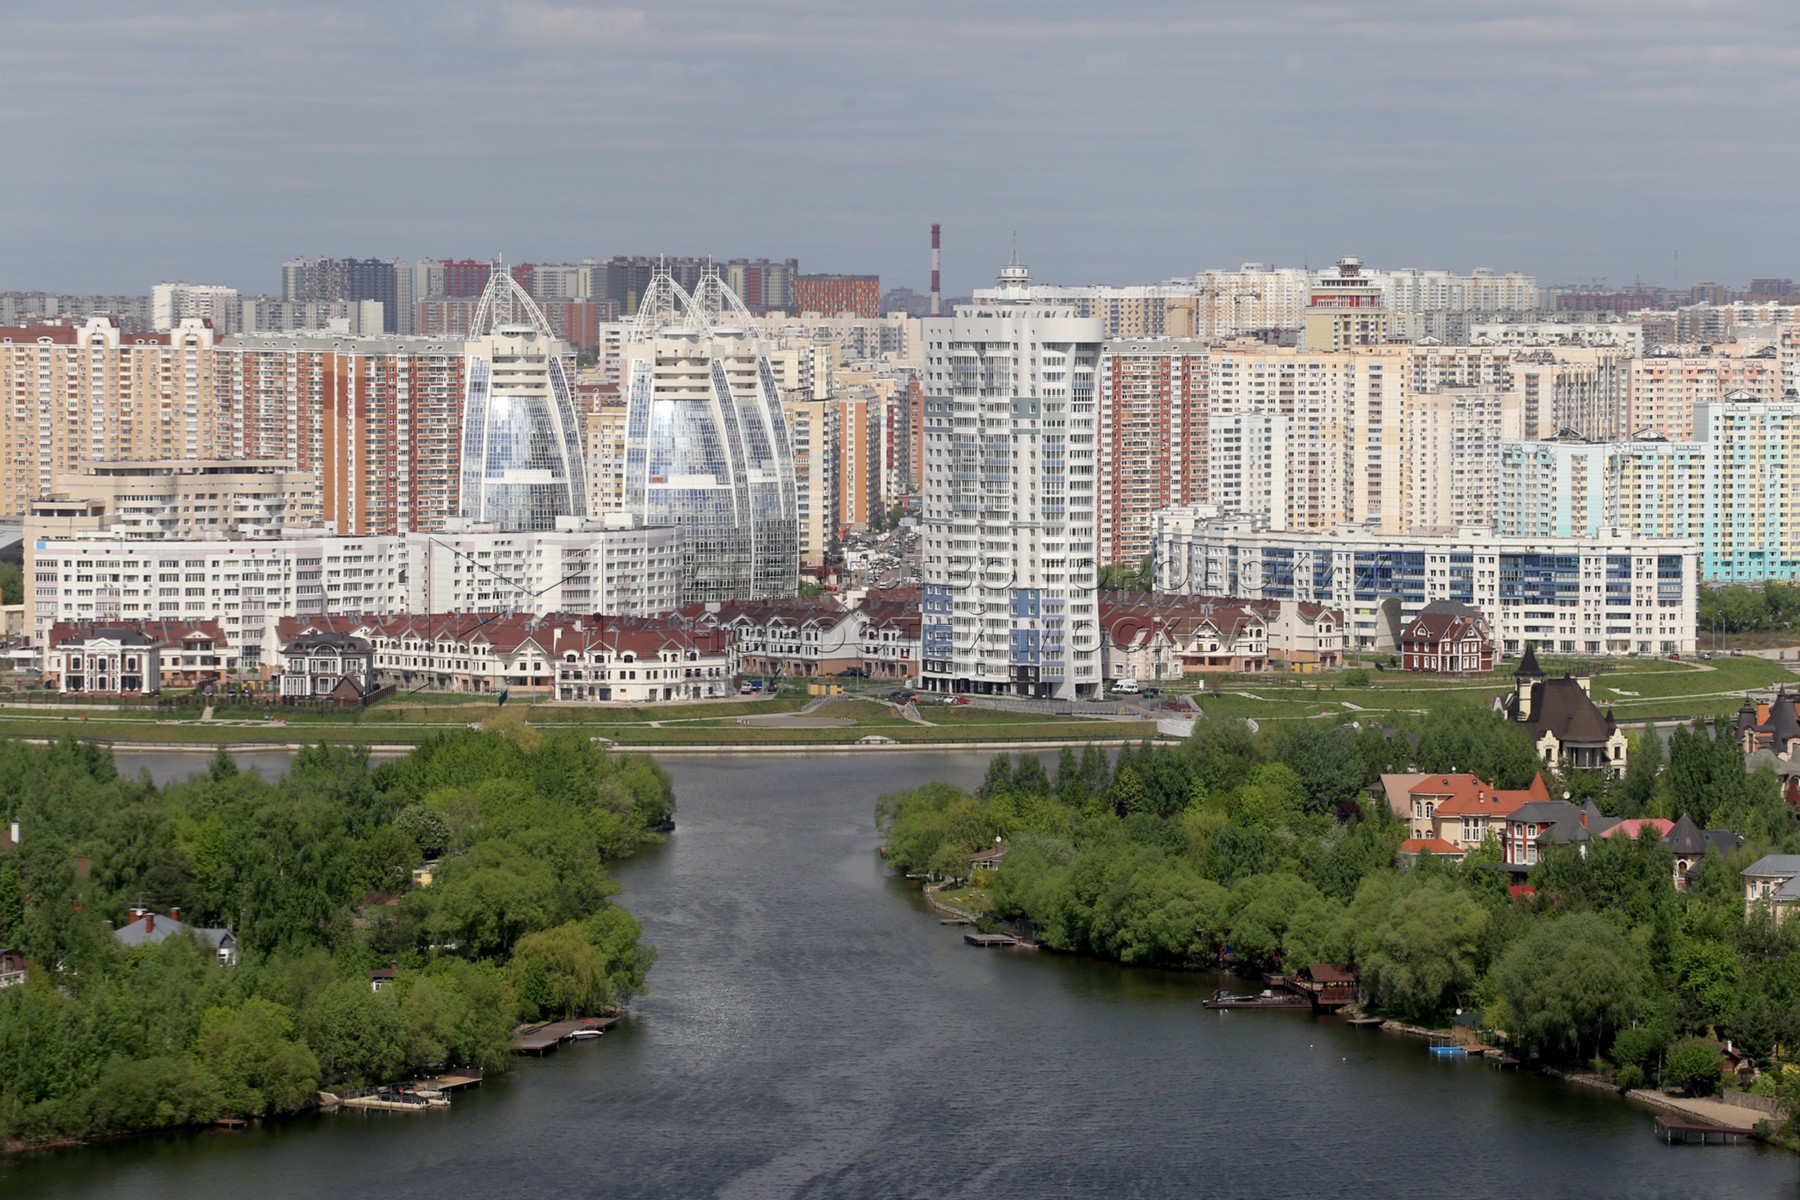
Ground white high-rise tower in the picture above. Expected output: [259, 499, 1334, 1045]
[920, 252, 1104, 699]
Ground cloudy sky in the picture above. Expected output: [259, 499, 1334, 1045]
[4, 1, 1795, 295]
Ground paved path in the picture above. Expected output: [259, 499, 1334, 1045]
[1625, 1089, 1762, 1132]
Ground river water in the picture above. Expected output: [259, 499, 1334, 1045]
[3, 750, 1797, 1198]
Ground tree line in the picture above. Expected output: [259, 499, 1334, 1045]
[0, 728, 671, 1144]
[877, 702, 1800, 1110]
[1698, 580, 1800, 636]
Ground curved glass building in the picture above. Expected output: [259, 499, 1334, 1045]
[458, 269, 586, 531]
[621, 268, 798, 601]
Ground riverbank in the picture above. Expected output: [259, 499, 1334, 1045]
[5, 735, 1160, 756]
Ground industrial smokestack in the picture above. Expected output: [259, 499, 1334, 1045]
[930, 223, 941, 317]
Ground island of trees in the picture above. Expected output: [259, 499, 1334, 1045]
[0, 726, 671, 1145]
[877, 704, 1800, 1123]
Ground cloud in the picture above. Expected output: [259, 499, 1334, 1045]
[0, 0, 1795, 292]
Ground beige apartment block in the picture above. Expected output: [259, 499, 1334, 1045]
[583, 402, 629, 516]
[782, 396, 839, 567]
[0, 318, 221, 518]
[36, 460, 319, 539]
[1624, 352, 1781, 440]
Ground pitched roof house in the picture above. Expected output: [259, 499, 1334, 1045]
[112, 909, 238, 965]
[1743, 855, 1800, 923]
[1494, 646, 1628, 777]
[1400, 602, 1495, 675]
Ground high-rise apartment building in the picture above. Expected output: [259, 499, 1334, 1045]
[1096, 338, 1207, 566]
[1206, 411, 1288, 528]
[582, 400, 629, 517]
[0, 293, 151, 332]
[280, 258, 413, 332]
[1303, 257, 1389, 350]
[150, 283, 240, 335]
[457, 271, 586, 531]
[1624, 352, 1781, 439]
[792, 275, 880, 319]
[1498, 399, 1800, 583]
[240, 298, 386, 335]
[782, 397, 840, 568]
[920, 255, 1103, 699]
[0, 318, 219, 517]
[618, 268, 799, 601]
[213, 332, 468, 535]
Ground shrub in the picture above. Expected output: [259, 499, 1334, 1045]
[1343, 669, 1370, 687]
[1614, 1063, 1644, 1091]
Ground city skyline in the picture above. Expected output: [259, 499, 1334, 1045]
[4, 2, 1797, 294]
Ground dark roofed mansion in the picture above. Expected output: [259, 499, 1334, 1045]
[1495, 645, 1629, 778]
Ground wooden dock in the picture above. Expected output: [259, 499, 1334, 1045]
[342, 1092, 440, 1113]
[511, 1016, 621, 1055]
[964, 932, 1018, 948]
[413, 1069, 483, 1093]
[1655, 1115, 1753, 1145]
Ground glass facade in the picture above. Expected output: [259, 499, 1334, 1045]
[622, 273, 798, 603]
[457, 273, 585, 531]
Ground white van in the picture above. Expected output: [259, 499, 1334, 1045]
[1110, 679, 1141, 695]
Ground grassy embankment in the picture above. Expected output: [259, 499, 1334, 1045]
[1175, 653, 1798, 727]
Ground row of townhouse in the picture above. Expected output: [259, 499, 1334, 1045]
[270, 614, 734, 704]
[682, 589, 922, 681]
[44, 619, 236, 695]
[1095, 593, 1345, 679]
[1380, 771, 1739, 884]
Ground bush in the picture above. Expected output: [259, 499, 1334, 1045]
[1614, 1063, 1644, 1091]
[1343, 669, 1370, 687]
[1664, 1038, 1723, 1096]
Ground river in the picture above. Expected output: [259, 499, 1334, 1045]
[3, 749, 1797, 1198]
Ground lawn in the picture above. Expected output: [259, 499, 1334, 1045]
[1171, 652, 1800, 727]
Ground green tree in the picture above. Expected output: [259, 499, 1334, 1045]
[0, 561, 22, 607]
[1609, 726, 1662, 818]
[509, 923, 618, 1021]
[197, 998, 321, 1117]
[1270, 723, 1366, 816]
[1350, 876, 1488, 1023]
[1490, 913, 1645, 1060]
[1663, 1038, 1723, 1096]
[1414, 705, 1542, 788]
[395, 804, 452, 860]
[299, 979, 408, 1088]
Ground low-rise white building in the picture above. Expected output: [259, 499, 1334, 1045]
[1152, 510, 1697, 657]
[28, 519, 684, 662]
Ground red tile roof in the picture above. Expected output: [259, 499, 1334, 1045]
[1399, 837, 1465, 857]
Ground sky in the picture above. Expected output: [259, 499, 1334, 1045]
[4, 0, 1797, 296]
